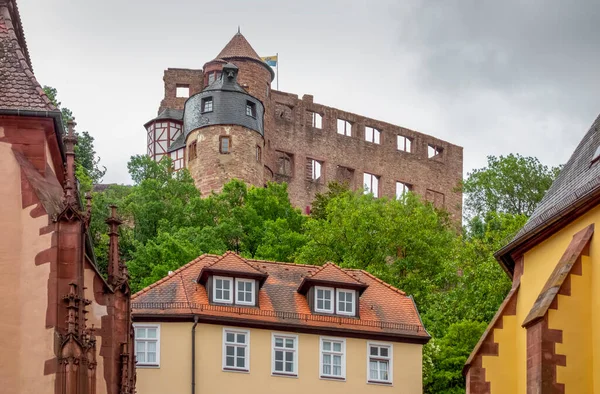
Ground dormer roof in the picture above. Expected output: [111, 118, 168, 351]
[297, 262, 369, 295]
[197, 251, 268, 285]
[0, 0, 55, 111]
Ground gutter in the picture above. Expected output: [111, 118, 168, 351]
[191, 315, 199, 394]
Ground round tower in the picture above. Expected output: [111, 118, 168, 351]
[183, 63, 265, 195]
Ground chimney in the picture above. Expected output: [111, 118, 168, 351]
[106, 205, 123, 286]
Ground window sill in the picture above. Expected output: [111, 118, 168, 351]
[320, 375, 346, 382]
[368, 380, 393, 386]
[272, 372, 298, 378]
[136, 364, 160, 369]
[223, 367, 250, 374]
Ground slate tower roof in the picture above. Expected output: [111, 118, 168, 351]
[0, 0, 55, 111]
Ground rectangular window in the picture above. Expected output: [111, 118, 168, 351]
[309, 111, 322, 129]
[176, 85, 190, 98]
[397, 135, 412, 152]
[428, 144, 443, 159]
[272, 334, 298, 376]
[368, 343, 392, 384]
[223, 329, 249, 371]
[320, 338, 345, 379]
[188, 141, 197, 161]
[363, 173, 380, 198]
[213, 276, 233, 303]
[220, 136, 231, 154]
[246, 101, 257, 117]
[235, 279, 255, 306]
[365, 126, 381, 144]
[201, 97, 213, 113]
[426, 189, 445, 208]
[336, 289, 356, 316]
[256, 145, 262, 162]
[315, 286, 334, 313]
[277, 151, 293, 177]
[396, 181, 411, 199]
[307, 158, 322, 182]
[337, 119, 352, 136]
[134, 324, 160, 367]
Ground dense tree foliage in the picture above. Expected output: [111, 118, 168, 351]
[462, 154, 560, 218]
[86, 152, 558, 392]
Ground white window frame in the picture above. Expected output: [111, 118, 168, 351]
[367, 342, 393, 384]
[235, 278, 255, 306]
[363, 172, 380, 198]
[213, 276, 233, 304]
[222, 328, 250, 372]
[396, 181, 411, 199]
[365, 126, 381, 144]
[309, 158, 322, 181]
[337, 119, 352, 136]
[320, 337, 346, 380]
[336, 289, 356, 316]
[271, 333, 298, 376]
[397, 135, 412, 152]
[134, 324, 161, 368]
[314, 286, 334, 314]
[310, 111, 323, 129]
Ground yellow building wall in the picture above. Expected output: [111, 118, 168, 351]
[481, 315, 518, 394]
[495, 204, 600, 394]
[550, 255, 593, 393]
[136, 322, 423, 394]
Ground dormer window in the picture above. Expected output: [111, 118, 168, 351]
[235, 279, 255, 305]
[336, 289, 355, 316]
[213, 276, 233, 303]
[315, 287, 334, 313]
[202, 97, 213, 113]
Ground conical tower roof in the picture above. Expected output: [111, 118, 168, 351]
[0, 0, 55, 111]
[216, 31, 263, 62]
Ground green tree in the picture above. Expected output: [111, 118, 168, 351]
[463, 154, 561, 218]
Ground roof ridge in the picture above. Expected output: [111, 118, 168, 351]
[207, 250, 265, 274]
[132, 253, 210, 299]
[0, 1, 56, 111]
[354, 269, 407, 296]
[308, 261, 364, 284]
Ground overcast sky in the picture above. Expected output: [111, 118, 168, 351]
[19, 0, 600, 184]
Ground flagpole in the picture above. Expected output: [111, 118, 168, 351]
[276, 52, 279, 91]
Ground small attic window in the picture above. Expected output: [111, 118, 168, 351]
[246, 101, 257, 118]
[592, 146, 600, 165]
[176, 85, 190, 98]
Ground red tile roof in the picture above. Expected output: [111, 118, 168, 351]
[0, 0, 56, 111]
[132, 253, 429, 342]
[216, 32, 263, 63]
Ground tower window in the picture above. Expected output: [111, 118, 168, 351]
[397, 135, 412, 152]
[246, 101, 257, 118]
[220, 136, 231, 154]
[256, 145, 262, 162]
[188, 141, 197, 161]
[363, 173, 380, 198]
[337, 119, 352, 136]
[365, 127, 381, 144]
[176, 85, 190, 98]
[202, 97, 213, 113]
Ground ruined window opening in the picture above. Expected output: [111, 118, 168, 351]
[307, 158, 323, 182]
[336, 165, 355, 187]
[176, 85, 190, 98]
[395, 181, 412, 199]
[220, 136, 231, 154]
[277, 152, 294, 177]
[426, 189, 445, 208]
[428, 144, 444, 159]
[397, 135, 412, 152]
[188, 141, 197, 161]
[309, 111, 322, 129]
[246, 101, 257, 118]
[363, 173, 380, 198]
[365, 127, 381, 144]
[337, 119, 352, 136]
[256, 145, 262, 162]
[201, 97, 213, 113]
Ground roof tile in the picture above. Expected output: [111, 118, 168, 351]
[216, 32, 263, 62]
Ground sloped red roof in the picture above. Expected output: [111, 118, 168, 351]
[297, 262, 369, 294]
[132, 253, 429, 342]
[216, 32, 263, 62]
[0, 0, 55, 111]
